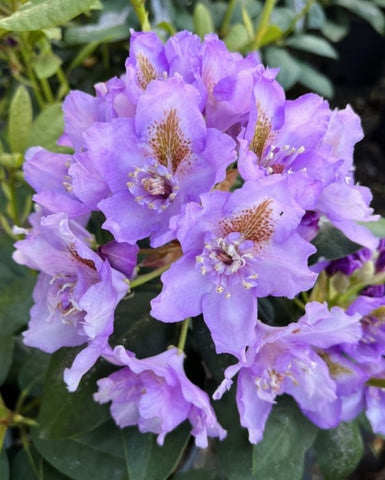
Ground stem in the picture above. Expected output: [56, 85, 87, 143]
[220, 0, 237, 37]
[18, 39, 45, 109]
[130, 0, 151, 31]
[293, 296, 306, 311]
[129, 264, 169, 288]
[177, 318, 190, 353]
[8, 170, 20, 225]
[39, 77, 54, 103]
[56, 66, 70, 99]
[252, 0, 277, 49]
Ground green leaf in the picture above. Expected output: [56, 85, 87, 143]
[32, 51, 62, 79]
[110, 291, 176, 358]
[192, 316, 235, 383]
[0, 335, 14, 385]
[33, 420, 189, 480]
[18, 348, 50, 397]
[123, 423, 190, 480]
[314, 421, 364, 480]
[252, 398, 317, 480]
[321, 19, 349, 42]
[26, 103, 65, 151]
[8, 85, 33, 153]
[224, 23, 250, 51]
[173, 471, 219, 480]
[264, 47, 301, 90]
[0, 448, 9, 480]
[215, 389, 254, 480]
[286, 34, 338, 59]
[0, 0, 97, 31]
[270, 7, 296, 32]
[193, 3, 214, 39]
[307, 3, 326, 30]
[334, 0, 385, 35]
[37, 348, 114, 439]
[64, 6, 130, 45]
[297, 61, 334, 98]
[259, 24, 283, 47]
[360, 217, 385, 238]
[11, 447, 70, 480]
[0, 236, 35, 336]
[310, 223, 361, 264]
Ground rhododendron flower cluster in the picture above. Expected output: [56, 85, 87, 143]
[13, 30, 385, 447]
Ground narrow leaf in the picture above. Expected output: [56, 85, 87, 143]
[286, 34, 338, 59]
[8, 85, 33, 153]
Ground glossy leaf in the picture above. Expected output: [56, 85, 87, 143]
[314, 421, 364, 480]
[0, 448, 9, 480]
[215, 389, 254, 480]
[8, 85, 33, 154]
[310, 223, 361, 264]
[0, 0, 97, 31]
[37, 348, 114, 439]
[0, 335, 14, 385]
[286, 34, 338, 59]
[110, 290, 176, 358]
[33, 420, 190, 480]
[11, 447, 70, 480]
[122, 422, 190, 480]
[252, 398, 317, 480]
[26, 103, 65, 152]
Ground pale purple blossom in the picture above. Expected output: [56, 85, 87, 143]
[94, 346, 226, 447]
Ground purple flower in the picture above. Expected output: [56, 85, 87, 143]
[91, 75, 236, 246]
[213, 302, 362, 443]
[237, 81, 378, 250]
[23, 147, 90, 219]
[151, 176, 316, 358]
[94, 346, 226, 447]
[13, 212, 132, 391]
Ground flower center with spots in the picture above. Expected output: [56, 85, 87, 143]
[196, 232, 259, 295]
[47, 276, 83, 326]
[261, 144, 306, 175]
[127, 159, 179, 212]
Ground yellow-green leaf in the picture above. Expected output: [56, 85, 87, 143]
[193, 3, 214, 40]
[8, 86, 33, 154]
